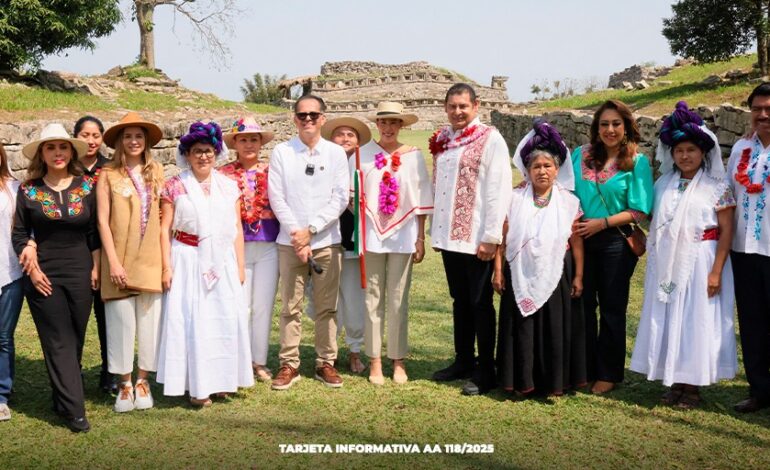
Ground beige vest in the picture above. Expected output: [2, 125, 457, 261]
[100, 167, 163, 301]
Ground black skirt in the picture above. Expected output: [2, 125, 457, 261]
[503, 253, 587, 395]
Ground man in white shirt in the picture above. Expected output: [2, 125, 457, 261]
[267, 95, 350, 390]
[430, 83, 512, 395]
[728, 82, 770, 413]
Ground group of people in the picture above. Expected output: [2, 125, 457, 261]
[0, 81, 769, 433]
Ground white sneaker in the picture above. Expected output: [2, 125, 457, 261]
[114, 382, 135, 413]
[0, 403, 10, 421]
[133, 379, 154, 410]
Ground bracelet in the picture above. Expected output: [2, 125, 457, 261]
[603, 218, 609, 229]
[162, 267, 170, 273]
[416, 237, 425, 242]
[26, 241, 37, 248]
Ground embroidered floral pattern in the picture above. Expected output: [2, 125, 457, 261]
[21, 176, 94, 219]
[374, 152, 401, 216]
[715, 186, 737, 211]
[580, 145, 620, 183]
[450, 127, 492, 242]
[429, 124, 486, 156]
[161, 176, 186, 204]
[127, 170, 152, 236]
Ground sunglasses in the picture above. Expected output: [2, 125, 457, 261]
[295, 112, 323, 121]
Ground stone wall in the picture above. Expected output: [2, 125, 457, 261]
[0, 113, 294, 180]
[320, 61, 438, 76]
[491, 104, 751, 164]
[608, 64, 673, 89]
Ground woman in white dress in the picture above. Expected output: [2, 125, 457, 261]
[156, 121, 253, 407]
[630, 101, 737, 409]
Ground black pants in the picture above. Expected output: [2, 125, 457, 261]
[582, 229, 638, 383]
[441, 250, 496, 387]
[92, 290, 108, 375]
[731, 251, 770, 404]
[26, 277, 92, 419]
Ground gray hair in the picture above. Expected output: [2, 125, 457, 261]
[524, 149, 561, 169]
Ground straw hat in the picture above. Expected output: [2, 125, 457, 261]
[321, 117, 372, 145]
[103, 112, 163, 149]
[366, 102, 419, 127]
[223, 116, 275, 147]
[22, 123, 88, 160]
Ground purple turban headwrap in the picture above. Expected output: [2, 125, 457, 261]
[520, 119, 568, 167]
[178, 121, 223, 155]
[659, 101, 715, 153]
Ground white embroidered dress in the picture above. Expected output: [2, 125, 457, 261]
[631, 131, 738, 386]
[156, 170, 254, 399]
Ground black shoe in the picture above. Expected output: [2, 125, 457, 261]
[432, 362, 474, 382]
[100, 371, 118, 394]
[461, 380, 494, 396]
[734, 397, 768, 413]
[66, 416, 91, 433]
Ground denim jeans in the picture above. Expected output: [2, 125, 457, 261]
[0, 278, 25, 404]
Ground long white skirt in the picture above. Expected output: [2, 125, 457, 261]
[156, 240, 254, 399]
[630, 240, 738, 386]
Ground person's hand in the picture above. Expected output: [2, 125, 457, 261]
[476, 242, 496, 261]
[90, 265, 100, 290]
[492, 269, 505, 294]
[571, 276, 583, 298]
[30, 268, 53, 296]
[110, 262, 128, 289]
[290, 228, 311, 250]
[707, 271, 721, 298]
[297, 245, 312, 264]
[413, 239, 425, 263]
[239, 267, 246, 285]
[19, 244, 39, 275]
[574, 218, 606, 238]
[162, 269, 173, 292]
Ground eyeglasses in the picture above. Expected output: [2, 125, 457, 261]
[191, 148, 215, 159]
[295, 112, 323, 122]
[751, 106, 770, 115]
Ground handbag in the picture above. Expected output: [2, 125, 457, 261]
[593, 172, 646, 258]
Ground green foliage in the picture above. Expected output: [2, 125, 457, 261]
[123, 64, 163, 81]
[241, 73, 287, 105]
[662, 0, 757, 63]
[0, 0, 121, 70]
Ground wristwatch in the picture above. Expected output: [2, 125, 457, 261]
[308, 225, 318, 235]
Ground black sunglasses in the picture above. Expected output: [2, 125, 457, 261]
[295, 112, 323, 121]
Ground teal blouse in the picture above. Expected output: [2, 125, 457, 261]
[571, 145, 654, 220]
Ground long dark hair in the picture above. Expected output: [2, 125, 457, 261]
[586, 99, 640, 172]
[25, 143, 85, 181]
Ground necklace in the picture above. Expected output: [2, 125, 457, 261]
[428, 124, 485, 155]
[533, 190, 552, 208]
[735, 147, 770, 193]
[374, 151, 401, 215]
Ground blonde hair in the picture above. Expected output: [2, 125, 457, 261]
[107, 128, 164, 195]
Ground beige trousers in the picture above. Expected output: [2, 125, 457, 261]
[105, 292, 162, 374]
[364, 252, 413, 360]
[277, 244, 342, 369]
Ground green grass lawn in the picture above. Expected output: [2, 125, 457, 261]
[2, 130, 770, 468]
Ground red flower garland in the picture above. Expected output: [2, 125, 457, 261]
[735, 147, 770, 194]
[223, 162, 269, 229]
[428, 125, 480, 155]
[374, 151, 401, 215]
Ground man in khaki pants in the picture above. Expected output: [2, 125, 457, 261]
[267, 95, 350, 390]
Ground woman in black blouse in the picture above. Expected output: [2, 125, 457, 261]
[13, 123, 100, 433]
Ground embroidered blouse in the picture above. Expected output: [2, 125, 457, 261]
[571, 145, 654, 223]
[727, 135, 770, 255]
[12, 176, 99, 281]
[218, 162, 279, 243]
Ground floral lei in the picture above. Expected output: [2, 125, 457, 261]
[428, 124, 484, 156]
[231, 162, 269, 231]
[735, 147, 770, 193]
[375, 151, 401, 215]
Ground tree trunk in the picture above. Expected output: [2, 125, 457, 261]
[135, 1, 156, 69]
[764, 1, 770, 76]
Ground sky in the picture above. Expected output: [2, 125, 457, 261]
[42, 0, 679, 103]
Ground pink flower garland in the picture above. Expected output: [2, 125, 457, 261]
[374, 151, 401, 215]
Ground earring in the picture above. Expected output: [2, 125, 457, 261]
[621, 134, 628, 146]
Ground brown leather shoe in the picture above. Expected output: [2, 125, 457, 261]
[271, 365, 301, 391]
[315, 363, 343, 388]
[734, 397, 767, 413]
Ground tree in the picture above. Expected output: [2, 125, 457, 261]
[241, 73, 287, 105]
[662, 0, 769, 74]
[0, 0, 121, 71]
[132, 0, 240, 69]
[530, 84, 542, 99]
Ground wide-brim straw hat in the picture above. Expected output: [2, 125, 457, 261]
[366, 101, 419, 127]
[223, 116, 275, 147]
[103, 112, 163, 149]
[22, 123, 88, 160]
[321, 117, 372, 146]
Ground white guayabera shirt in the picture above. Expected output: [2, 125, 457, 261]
[727, 135, 770, 256]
